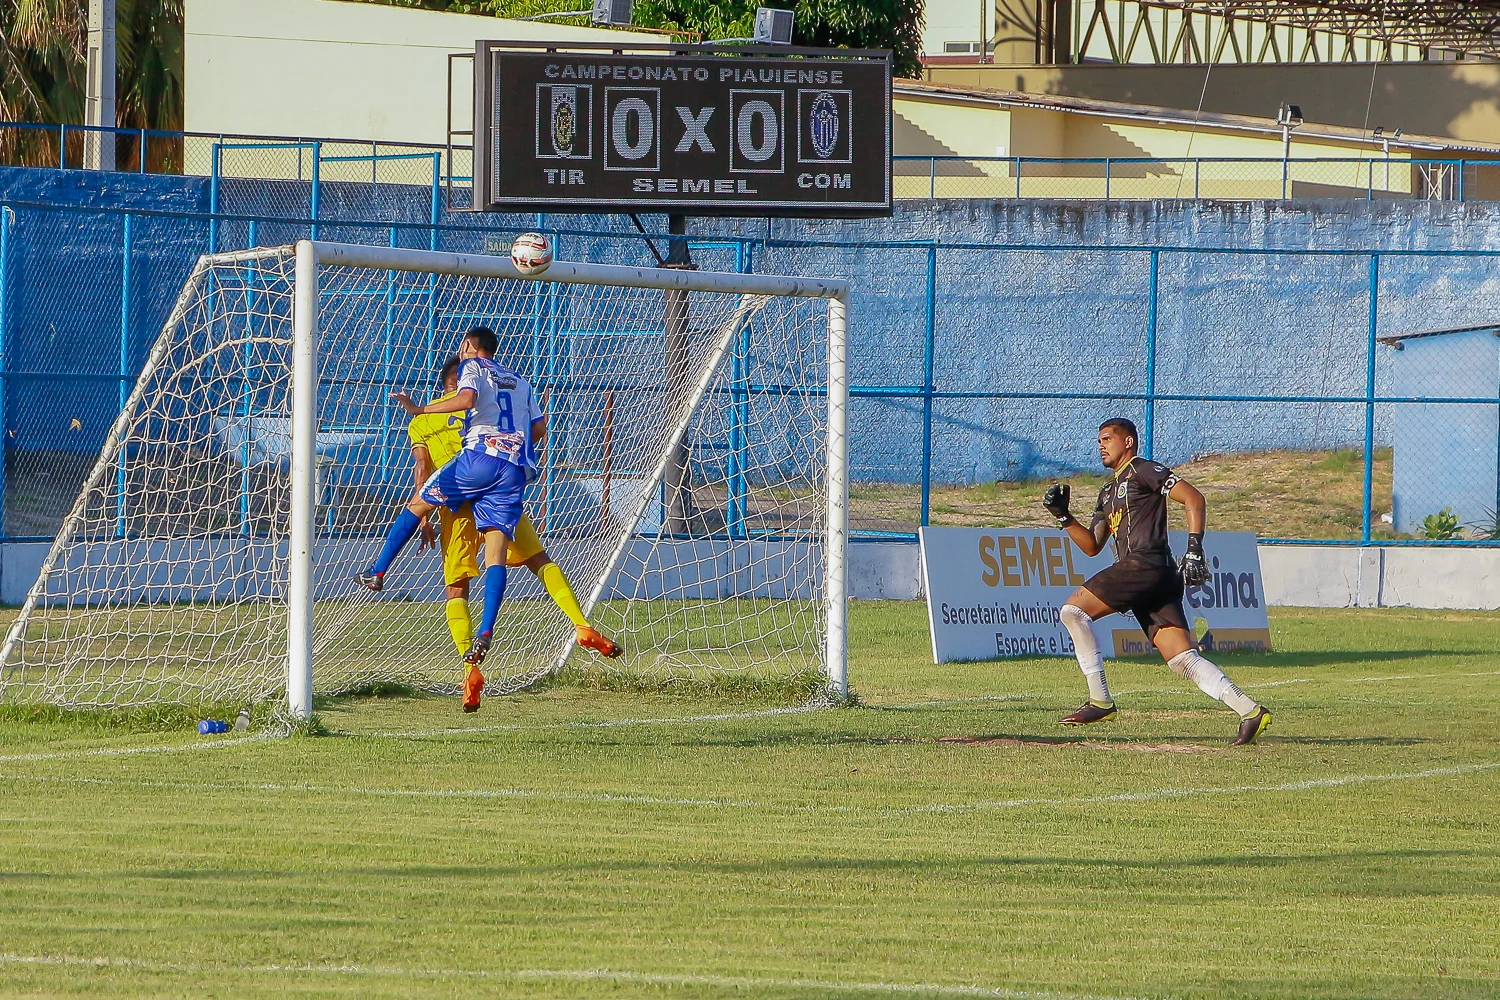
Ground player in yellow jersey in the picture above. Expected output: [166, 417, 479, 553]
[408, 356, 622, 693]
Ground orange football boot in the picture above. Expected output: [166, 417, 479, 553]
[462, 664, 485, 714]
[575, 624, 622, 659]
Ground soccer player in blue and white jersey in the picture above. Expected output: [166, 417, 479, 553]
[357, 326, 543, 712]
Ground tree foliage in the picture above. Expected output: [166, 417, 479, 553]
[0, 0, 917, 171]
[636, 0, 923, 77]
[366, 0, 925, 77]
[0, 0, 183, 169]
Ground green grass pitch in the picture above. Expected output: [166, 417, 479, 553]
[0, 603, 1497, 999]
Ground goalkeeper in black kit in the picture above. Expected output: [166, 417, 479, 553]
[1042, 418, 1271, 746]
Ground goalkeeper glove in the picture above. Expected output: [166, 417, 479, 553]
[1042, 484, 1073, 528]
[1180, 532, 1210, 586]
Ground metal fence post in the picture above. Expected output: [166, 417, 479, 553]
[1458, 159, 1466, 202]
[1143, 250, 1159, 458]
[138, 127, 146, 173]
[429, 153, 441, 251]
[929, 157, 935, 198]
[310, 142, 322, 240]
[208, 142, 221, 253]
[59, 124, 66, 169]
[116, 213, 132, 538]
[382, 226, 397, 486]
[240, 219, 258, 539]
[1104, 158, 1111, 200]
[920, 244, 937, 526]
[1363, 254, 1379, 543]
[1194, 158, 1200, 198]
[0, 206, 11, 537]
[727, 239, 751, 540]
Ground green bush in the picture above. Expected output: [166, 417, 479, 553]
[1421, 507, 1462, 541]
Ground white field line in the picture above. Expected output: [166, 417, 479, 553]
[361, 664, 1500, 742]
[4, 760, 1497, 817]
[1116, 668, 1500, 698]
[0, 730, 272, 763]
[0, 952, 1150, 999]
[4, 667, 1496, 763]
[0, 773, 741, 810]
[898, 760, 1500, 815]
[368, 702, 825, 739]
[0, 705, 828, 764]
[876, 694, 1039, 709]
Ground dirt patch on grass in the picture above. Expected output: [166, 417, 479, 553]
[852, 447, 1404, 542]
[1127, 709, 1222, 722]
[938, 734, 1220, 754]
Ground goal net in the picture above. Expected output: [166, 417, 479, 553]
[0, 241, 849, 714]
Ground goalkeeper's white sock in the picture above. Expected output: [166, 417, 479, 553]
[1168, 650, 1259, 718]
[1060, 604, 1111, 706]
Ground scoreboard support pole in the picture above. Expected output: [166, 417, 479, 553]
[663, 213, 696, 535]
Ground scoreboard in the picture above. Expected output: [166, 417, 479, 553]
[473, 43, 892, 217]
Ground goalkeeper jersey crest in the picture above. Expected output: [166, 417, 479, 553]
[456, 357, 542, 473]
[1089, 457, 1181, 563]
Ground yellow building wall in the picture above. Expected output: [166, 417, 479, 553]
[894, 96, 1015, 197]
[925, 62, 1500, 146]
[895, 90, 1421, 199]
[186, 0, 648, 177]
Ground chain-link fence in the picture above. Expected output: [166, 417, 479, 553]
[9, 123, 1500, 210]
[1, 197, 1497, 546]
[1, 122, 458, 217]
[892, 156, 1500, 202]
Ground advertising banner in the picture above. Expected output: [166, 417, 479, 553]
[919, 527, 1270, 663]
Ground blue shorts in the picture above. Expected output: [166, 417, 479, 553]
[420, 451, 527, 538]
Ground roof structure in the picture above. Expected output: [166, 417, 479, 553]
[1166, 3, 1500, 56]
[895, 78, 1500, 155]
[1067, 1, 1500, 63]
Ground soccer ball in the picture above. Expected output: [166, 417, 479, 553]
[511, 232, 552, 276]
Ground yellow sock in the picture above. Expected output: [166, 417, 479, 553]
[539, 562, 588, 628]
[444, 597, 471, 655]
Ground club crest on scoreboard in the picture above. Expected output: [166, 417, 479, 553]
[535, 84, 593, 160]
[809, 92, 839, 158]
[797, 89, 853, 164]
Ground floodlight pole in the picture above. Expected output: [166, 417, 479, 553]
[662, 213, 696, 535]
[84, 0, 116, 170]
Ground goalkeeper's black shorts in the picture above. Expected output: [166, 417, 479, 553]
[1083, 552, 1190, 644]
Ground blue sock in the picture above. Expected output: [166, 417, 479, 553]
[371, 509, 422, 575]
[478, 564, 508, 636]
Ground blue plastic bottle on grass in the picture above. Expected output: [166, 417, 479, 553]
[197, 719, 228, 735]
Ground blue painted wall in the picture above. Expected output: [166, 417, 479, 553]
[5, 165, 1500, 542]
[1389, 330, 1500, 533]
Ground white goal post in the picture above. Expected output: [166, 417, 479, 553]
[0, 240, 850, 718]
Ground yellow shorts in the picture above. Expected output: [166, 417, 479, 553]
[437, 506, 545, 585]
[506, 513, 546, 567]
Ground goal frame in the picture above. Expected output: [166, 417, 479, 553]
[279, 240, 850, 718]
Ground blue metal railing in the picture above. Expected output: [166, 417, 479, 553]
[0, 194, 1497, 546]
[4, 121, 1497, 205]
[892, 155, 1491, 201]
